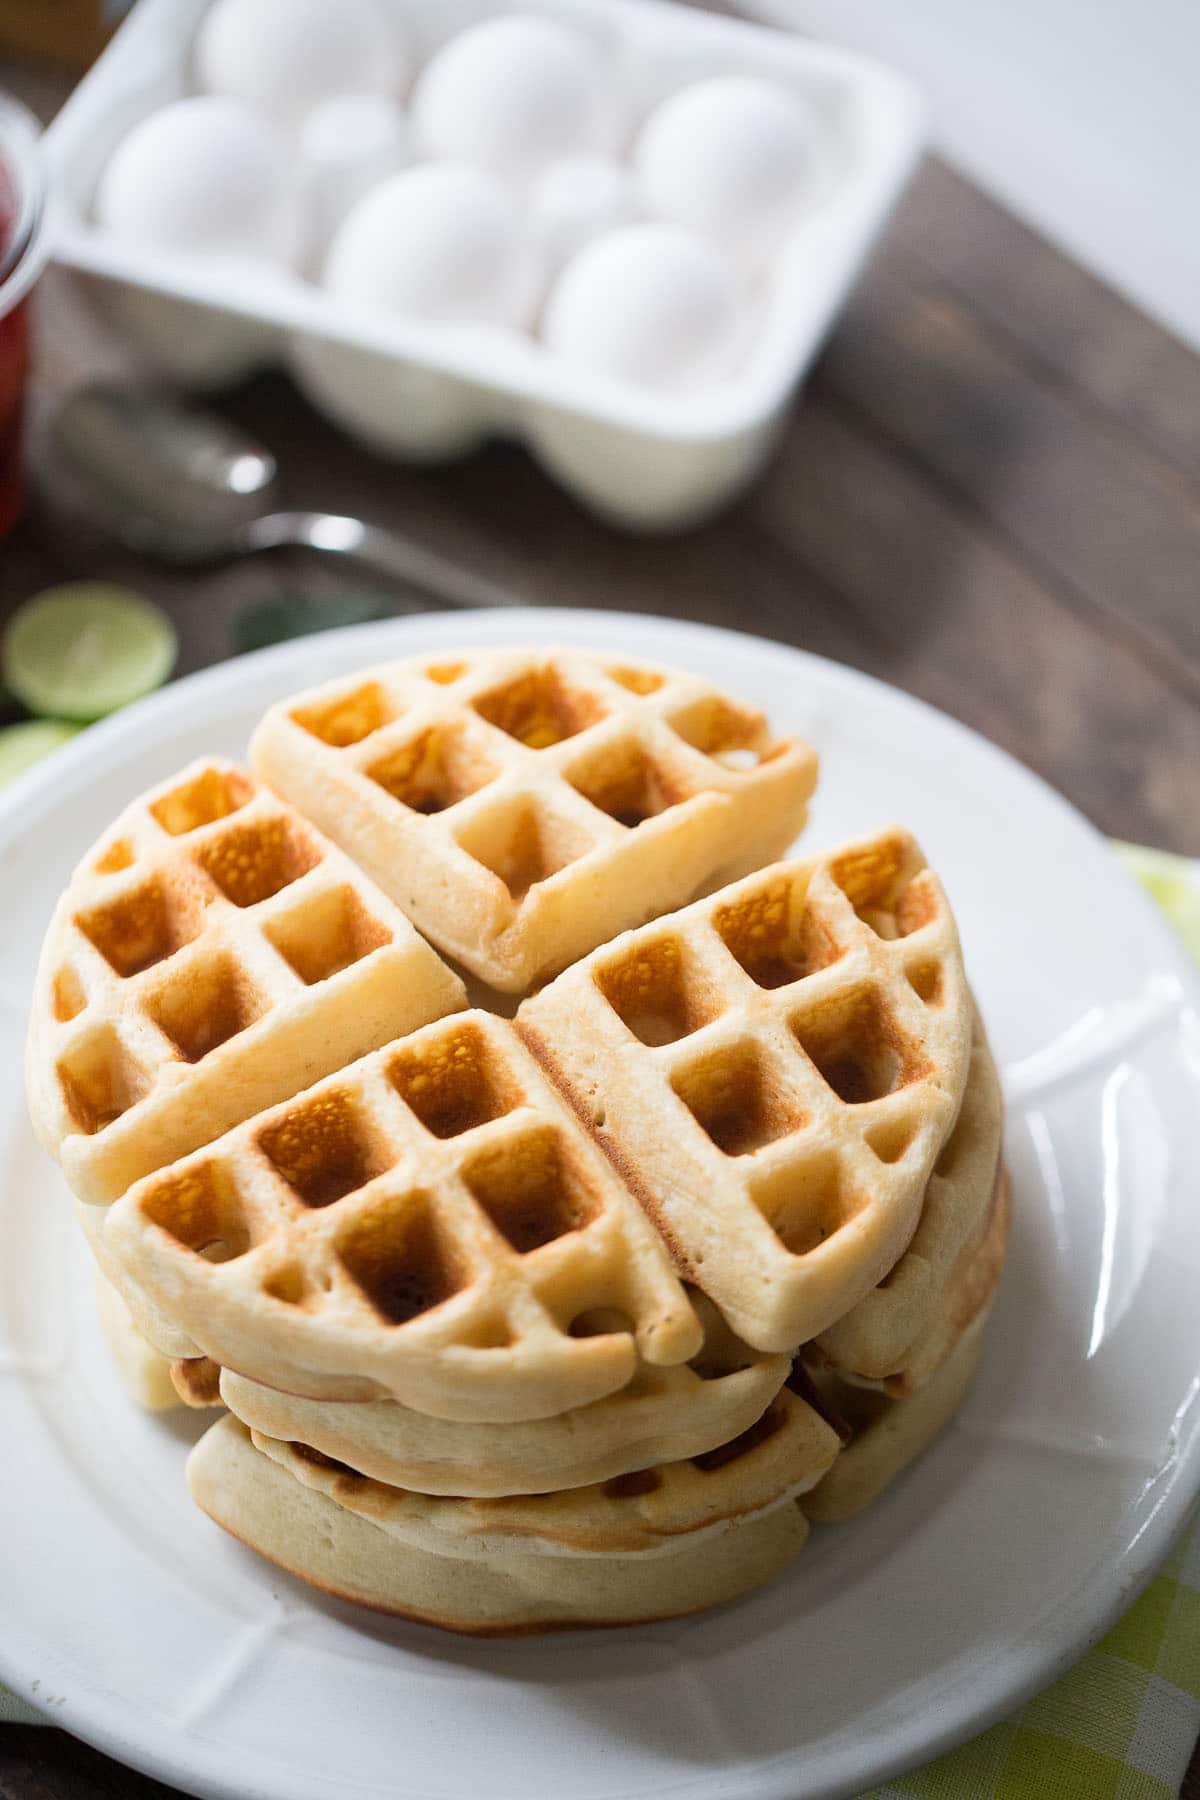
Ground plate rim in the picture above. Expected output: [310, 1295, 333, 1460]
[2, 606, 1198, 1800]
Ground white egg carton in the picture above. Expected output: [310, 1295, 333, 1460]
[43, 0, 923, 530]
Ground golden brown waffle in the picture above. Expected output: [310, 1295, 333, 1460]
[247, 1378, 836, 1559]
[219, 1292, 790, 1496]
[93, 1269, 180, 1413]
[28, 643, 1010, 1635]
[250, 648, 818, 993]
[810, 1163, 1010, 1402]
[27, 760, 466, 1205]
[518, 828, 972, 1353]
[188, 1414, 812, 1633]
[76, 1199, 198, 1360]
[100, 1010, 702, 1422]
[814, 1020, 1004, 1384]
[798, 1170, 1009, 1520]
[801, 1307, 993, 1524]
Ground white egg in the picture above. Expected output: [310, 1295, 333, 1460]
[94, 96, 299, 265]
[323, 165, 526, 327]
[634, 76, 821, 259]
[292, 335, 491, 462]
[542, 224, 742, 393]
[411, 15, 615, 178]
[300, 95, 411, 264]
[195, 0, 407, 123]
[531, 157, 638, 273]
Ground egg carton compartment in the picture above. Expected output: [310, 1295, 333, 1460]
[43, 0, 923, 529]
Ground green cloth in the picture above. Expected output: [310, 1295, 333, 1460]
[4, 849, 1199, 1796]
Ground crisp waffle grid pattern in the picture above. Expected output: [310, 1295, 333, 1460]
[843, 1163, 1010, 1402]
[815, 1021, 1004, 1382]
[798, 1158, 1009, 1426]
[28, 760, 465, 1205]
[250, 648, 818, 991]
[217, 1291, 791, 1496]
[518, 829, 972, 1354]
[104, 1010, 702, 1422]
[249, 1376, 841, 1559]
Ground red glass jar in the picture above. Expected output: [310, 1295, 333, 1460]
[0, 96, 49, 539]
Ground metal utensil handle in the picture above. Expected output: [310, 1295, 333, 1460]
[243, 511, 521, 611]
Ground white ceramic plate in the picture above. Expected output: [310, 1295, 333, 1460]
[2, 610, 1198, 1800]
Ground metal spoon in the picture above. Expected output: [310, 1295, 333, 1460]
[48, 384, 519, 612]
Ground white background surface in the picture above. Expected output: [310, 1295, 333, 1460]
[743, 0, 1200, 348]
[2, 611, 1200, 1800]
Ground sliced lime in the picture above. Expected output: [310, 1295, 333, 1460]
[1115, 842, 1200, 968]
[0, 719, 81, 788]
[232, 592, 395, 656]
[2, 584, 177, 721]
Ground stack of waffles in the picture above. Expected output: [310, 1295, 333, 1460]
[26, 648, 1008, 1633]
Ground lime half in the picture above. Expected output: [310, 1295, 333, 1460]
[0, 719, 81, 788]
[2, 584, 177, 721]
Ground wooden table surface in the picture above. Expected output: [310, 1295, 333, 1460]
[2, 49, 1199, 1800]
